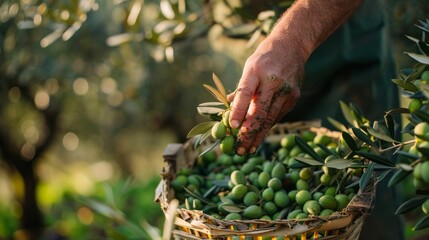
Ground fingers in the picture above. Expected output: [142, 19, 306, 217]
[249, 95, 288, 153]
[237, 83, 301, 155]
[227, 91, 236, 103]
[229, 73, 259, 129]
[235, 83, 274, 155]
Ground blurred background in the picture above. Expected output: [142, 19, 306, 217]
[0, 0, 428, 239]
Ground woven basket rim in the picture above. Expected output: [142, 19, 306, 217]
[156, 121, 376, 238]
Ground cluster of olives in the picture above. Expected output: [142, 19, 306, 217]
[171, 129, 360, 222]
[211, 110, 239, 155]
[408, 121, 429, 216]
[411, 122, 429, 190]
[408, 70, 429, 113]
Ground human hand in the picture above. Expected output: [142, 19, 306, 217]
[228, 39, 305, 156]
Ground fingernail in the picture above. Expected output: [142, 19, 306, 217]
[231, 120, 240, 129]
[250, 146, 256, 154]
[237, 147, 246, 156]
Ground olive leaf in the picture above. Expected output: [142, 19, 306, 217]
[405, 52, 429, 65]
[77, 196, 125, 221]
[420, 83, 429, 100]
[403, 122, 417, 135]
[384, 113, 396, 139]
[397, 163, 414, 171]
[187, 121, 217, 138]
[351, 127, 376, 148]
[198, 140, 220, 158]
[198, 102, 225, 107]
[324, 159, 353, 169]
[366, 125, 399, 143]
[405, 35, 419, 44]
[388, 168, 412, 187]
[294, 156, 323, 167]
[219, 196, 231, 203]
[414, 215, 429, 230]
[223, 23, 258, 38]
[212, 180, 229, 188]
[197, 106, 224, 116]
[203, 185, 222, 199]
[202, 205, 218, 213]
[288, 161, 308, 169]
[294, 135, 323, 162]
[203, 84, 230, 108]
[396, 150, 419, 160]
[182, 187, 216, 206]
[359, 162, 374, 192]
[327, 117, 348, 132]
[194, 130, 212, 149]
[340, 101, 358, 127]
[414, 110, 429, 123]
[395, 197, 428, 214]
[317, 143, 340, 158]
[417, 40, 429, 56]
[416, 19, 429, 32]
[346, 180, 359, 189]
[341, 131, 358, 151]
[355, 151, 395, 167]
[385, 108, 411, 115]
[401, 68, 413, 77]
[350, 103, 368, 125]
[405, 63, 427, 82]
[391, 79, 419, 92]
[212, 73, 227, 98]
[184, 198, 190, 210]
[219, 204, 243, 213]
[376, 169, 392, 183]
[407, 91, 426, 99]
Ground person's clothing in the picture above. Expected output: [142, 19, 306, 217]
[283, 0, 404, 239]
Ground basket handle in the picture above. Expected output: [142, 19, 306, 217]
[163, 143, 183, 160]
[162, 143, 183, 177]
[155, 143, 184, 208]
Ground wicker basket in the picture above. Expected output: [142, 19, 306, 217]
[155, 121, 376, 240]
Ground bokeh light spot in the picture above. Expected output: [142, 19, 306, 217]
[33, 14, 42, 26]
[77, 207, 94, 225]
[63, 132, 79, 151]
[101, 78, 117, 94]
[73, 78, 89, 95]
[21, 143, 35, 160]
[34, 90, 50, 110]
[9, 3, 19, 18]
[24, 125, 39, 144]
[60, 10, 70, 21]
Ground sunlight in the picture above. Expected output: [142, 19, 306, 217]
[34, 90, 50, 110]
[63, 132, 79, 151]
[73, 78, 89, 96]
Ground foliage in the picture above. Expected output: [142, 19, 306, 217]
[107, 0, 292, 61]
[63, 177, 165, 239]
[326, 19, 429, 231]
[186, 16, 429, 231]
[388, 19, 429, 231]
[0, 0, 427, 238]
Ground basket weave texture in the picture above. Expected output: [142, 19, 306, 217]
[155, 121, 376, 240]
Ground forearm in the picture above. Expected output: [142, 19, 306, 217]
[266, 0, 364, 61]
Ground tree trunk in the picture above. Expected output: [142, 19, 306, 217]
[16, 162, 44, 239]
